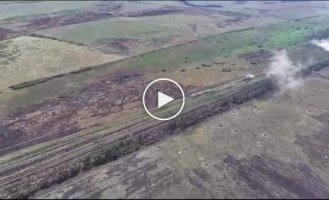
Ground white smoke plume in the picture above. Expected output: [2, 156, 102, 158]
[311, 39, 329, 52]
[266, 49, 302, 89]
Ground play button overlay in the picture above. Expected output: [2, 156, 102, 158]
[143, 78, 185, 121]
[158, 92, 174, 108]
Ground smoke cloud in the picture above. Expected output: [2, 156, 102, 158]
[266, 39, 329, 90]
[311, 39, 329, 52]
[266, 49, 302, 89]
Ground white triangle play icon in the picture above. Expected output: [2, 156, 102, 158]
[158, 91, 174, 108]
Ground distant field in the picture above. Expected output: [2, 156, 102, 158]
[0, 1, 99, 21]
[105, 15, 329, 78]
[0, 14, 327, 123]
[35, 13, 282, 55]
[180, 1, 329, 19]
[37, 14, 222, 41]
[35, 14, 230, 55]
[0, 36, 124, 91]
[1, 15, 328, 114]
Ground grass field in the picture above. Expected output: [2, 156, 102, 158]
[35, 14, 230, 55]
[0, 1, 99, 21]
[0, 36, 124, 91]
[1, 14, 329, 117]
[35, 12, 283, 55]
[0, 14, 328, 147]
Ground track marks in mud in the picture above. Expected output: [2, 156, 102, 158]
[224, 155, 329, 198]
[296, 112, 329, 170]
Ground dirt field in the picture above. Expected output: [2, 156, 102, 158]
[33, 66, 329, 199]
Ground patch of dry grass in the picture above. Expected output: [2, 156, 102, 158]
[0, 36, 124, 90]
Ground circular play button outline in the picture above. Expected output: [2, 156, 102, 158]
[143, 78, 185, 121]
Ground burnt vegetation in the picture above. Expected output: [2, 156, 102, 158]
[1, 73, 148, 154]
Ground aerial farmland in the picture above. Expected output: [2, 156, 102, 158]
[1, 1, 329, 199]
